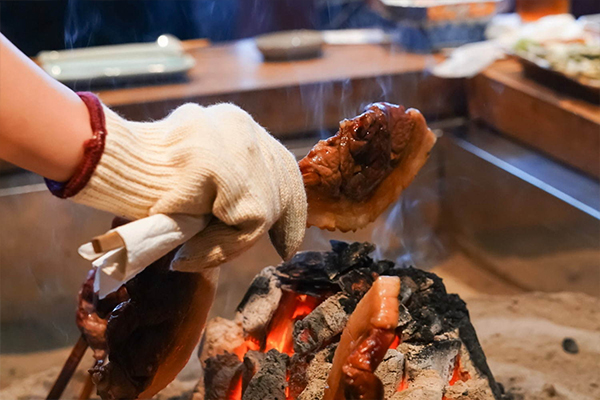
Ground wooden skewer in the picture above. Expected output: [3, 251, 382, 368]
[78, 366, 95, 400]
[91, 231, 125, 253]
[46, 335, 88, 400]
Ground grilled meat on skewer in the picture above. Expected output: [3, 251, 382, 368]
[300, 103, 436, 232]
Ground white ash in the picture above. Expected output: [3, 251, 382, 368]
[398, 303, 413, 327]
[399, 340, 461, 383]
[444, 379, 496, 400]
[237, 267, 282, 339]
[390, 369, 445, 400]
[298, 347, 334, 400]
[400, 276, 418, 304]
[375, 348, 405, 399]
[293, 292, 351, 355]
[199, 317, 244, 361]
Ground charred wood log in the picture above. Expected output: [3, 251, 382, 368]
[236, 267, 283, 341]
[242, 349, 289, 400]
[204, 353, 242, 400]
[293, 292, 355, 355]
[241, 350, 265, 394]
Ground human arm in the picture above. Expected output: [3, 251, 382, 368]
[0, 33, 93, 181]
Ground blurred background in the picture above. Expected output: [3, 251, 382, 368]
[2, 0, 598, 56]
[0, 1, 599, 399]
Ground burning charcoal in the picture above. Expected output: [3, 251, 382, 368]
[293, 292, 356, 355]
[243, 349, 289, 400]
[399, 276, 418, 305]
[333, 241, 376, 277]
[199, 317, 244, 361]
[198, 242, 505, 400]
[400, 340, 461, 382]
[562, 338, 579, 354]
[242, 350, 265, 393]
[298, 346, 334, 400]
[397, 303, 412, 328]
[390, 268, 469, 343]
[204, 353, 242, 400]
[288, 354, 311, 399]
[237, 267, 283, 339]
[276, 251, 339, 296]
[338, 268, 376, 298]
[390, 369, 445, 400]
[277, 251, 330, 280]
[444, 378, 499, 400]
[375, 260, 395, 275]
[374, 349, 405, 399]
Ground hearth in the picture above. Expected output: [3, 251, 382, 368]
[193, 241, 509, 400]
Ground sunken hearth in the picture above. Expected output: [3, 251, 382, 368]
[193, 242, 510, 400]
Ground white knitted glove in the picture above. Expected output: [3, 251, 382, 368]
[66, 100, 307, 272]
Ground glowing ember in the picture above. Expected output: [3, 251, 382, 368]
[389, 335, 401, 350]
[396, 368, 409, 392]
[448, 355, 470, 386]
[264, 291, 320, 355]
[233, 338, 260, 360]
[228, 375, 243, 400]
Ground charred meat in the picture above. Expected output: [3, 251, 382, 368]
[300, 103, 436, 232]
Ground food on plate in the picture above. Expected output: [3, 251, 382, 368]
[514, 39, 600, 87]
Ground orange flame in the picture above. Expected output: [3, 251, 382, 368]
[389, 335, 401, 350]
[397, 370, 409, 392]
[228, 375, 243, 400]
[448, 355, 470, 386]
[264, 292, 319, 355]
[233, 337, 260, 360]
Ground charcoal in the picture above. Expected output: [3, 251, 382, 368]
[276, 252, 339, 296]
[243, 349, 289, 400]
[400, 340, 461, 382]
[375, 349, 405, 400]
[293, 292, 355, 355]
[276, 241, 379, 296]
[334, 241, 376, 273]
[390, 369, 445, 400]
[399, 276, 418, 305]
[298, 346, 334, 400]
[198, 317, 244, 361]
[242, 350, 265, 393]
[204, 353, 242, 400]
[397, 303, 412, 328]
[338, 268, 376, 298]
[199, 241, 505, 400]
[288, 354, 312, 399]
[237, 267, 282, 339]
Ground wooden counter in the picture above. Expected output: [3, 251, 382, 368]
[94, 40, 598, 177]
[97, 40, 465, 137]
[468, 59, 600, 179]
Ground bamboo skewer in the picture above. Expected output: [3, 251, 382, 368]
[46, 335, 88, 400]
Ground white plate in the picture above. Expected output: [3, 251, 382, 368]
[38, 34, 196, 83]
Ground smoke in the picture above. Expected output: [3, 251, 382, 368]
[371, 176, 446, 269]
[299, 81, 335, 139]
[64, 0, 100, 50]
